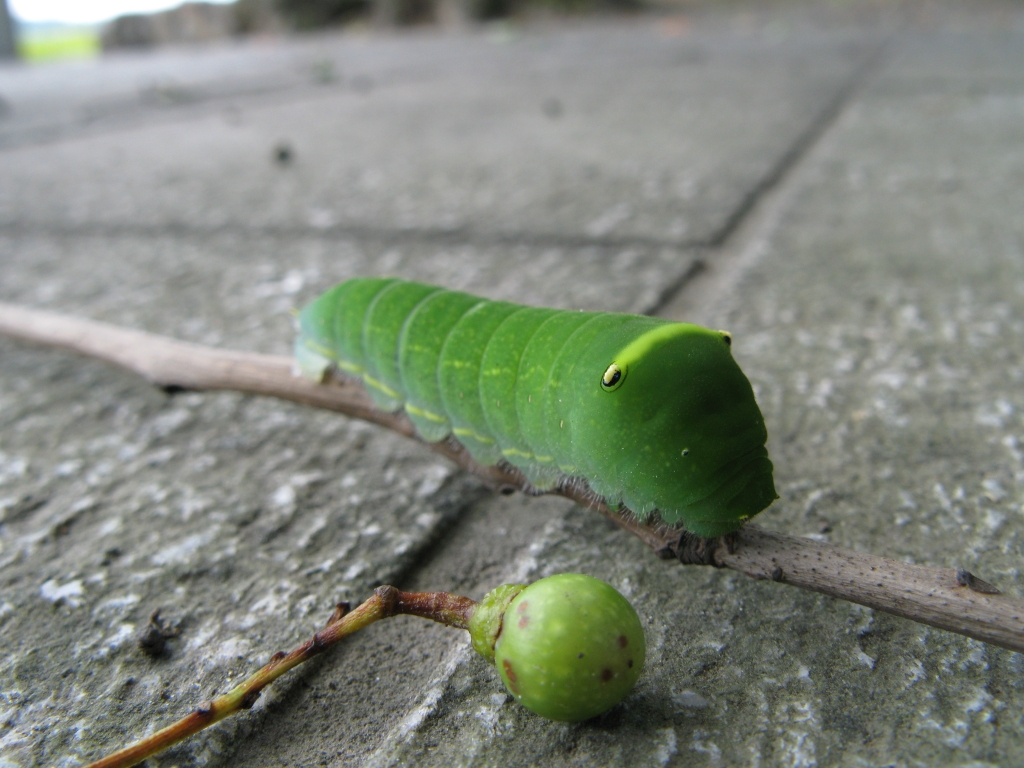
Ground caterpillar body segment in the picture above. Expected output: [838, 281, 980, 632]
[363, 281, 442, 411]
[400, 289, 485, 441]
[514, 310, 595, 485]
[478, 306, 559, 478]
[295, 277, 777, 536]
[438, 299, 521, 465]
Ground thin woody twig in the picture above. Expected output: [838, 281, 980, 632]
[84, 587, 477, 768]
[711, 527, 1024, 652]
[1, 301, 1023, 653]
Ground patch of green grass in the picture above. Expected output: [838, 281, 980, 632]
[18, 28, 101, 63]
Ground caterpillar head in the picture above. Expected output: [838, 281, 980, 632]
[569, 323, 777, 537]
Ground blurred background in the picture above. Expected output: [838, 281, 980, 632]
[2, 0, 660, 63]
[8, 0, 998, 63]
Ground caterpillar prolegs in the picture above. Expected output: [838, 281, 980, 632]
[295, 278, 777, 537]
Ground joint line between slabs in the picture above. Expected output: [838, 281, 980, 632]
[645, 37, 894, 319]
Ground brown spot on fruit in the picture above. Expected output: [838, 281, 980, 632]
[628, 659, 634, 668]
[618, 635, 628, 648]
[516, 601, 529, 614]
[502, 659, 519, 693]
[578, 653, 585, 659]
[601, 668, 613, 682]
[518, 615, 529, 629]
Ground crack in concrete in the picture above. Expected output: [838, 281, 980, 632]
[0, 219, 706, 253]
[644, 39, 893, 318]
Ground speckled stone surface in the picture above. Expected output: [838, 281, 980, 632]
[2, 3, 1023, 767]
[0, 18, 875, 246]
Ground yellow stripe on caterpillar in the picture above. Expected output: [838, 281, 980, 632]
[363, 374, 402, 400]
[302, 338, 337, 360]
[405, 403, 447, 423]
[452, 427, 496, 444]
[502, 447, 534, 459]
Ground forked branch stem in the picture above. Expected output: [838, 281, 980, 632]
[84, 587, 476, 768]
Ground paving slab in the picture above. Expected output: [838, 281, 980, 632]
[0, 229, 690, 766]
[0, 21, 878, 246]
[247, 7, 1024, 768]
[652, 11, 1024, 767]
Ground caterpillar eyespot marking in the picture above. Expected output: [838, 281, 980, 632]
[295, 278, 777, 537]
[601, 363, 624, 391]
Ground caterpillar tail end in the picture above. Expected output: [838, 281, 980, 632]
[294, 338, 334, 382]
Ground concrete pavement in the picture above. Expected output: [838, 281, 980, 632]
[2, 3, 1023, 766]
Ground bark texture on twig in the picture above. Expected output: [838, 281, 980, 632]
[713, 527, 1024, 653]
[1, 301, 1022, 653]
[84, 588, 478, 768]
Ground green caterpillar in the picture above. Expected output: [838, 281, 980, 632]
[295, 278, 776, 537]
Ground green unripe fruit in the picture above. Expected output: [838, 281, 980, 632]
[489, 574, 645, 722]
